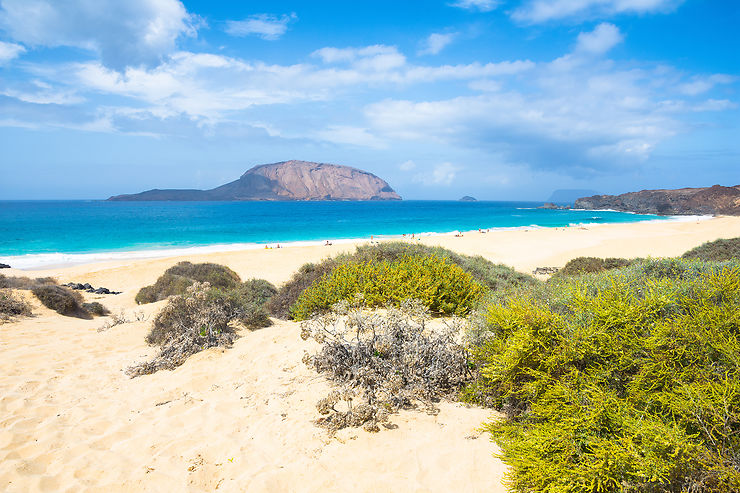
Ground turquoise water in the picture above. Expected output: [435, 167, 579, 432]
[0, 200, 668, 268]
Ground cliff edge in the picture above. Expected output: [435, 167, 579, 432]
[574, 185, 740, 215]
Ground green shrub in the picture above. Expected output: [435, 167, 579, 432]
[682, 237, 740, 262]
[135, 262, 241, 304]
[268, 242, 534, 319]
[82, 301, 110, 316]
[0, 289, 32, 321]
[291, 255, 485, 320]
[266, 258, 340, 319]
[465, 258, 740, 492]
[32, 285, 90, 318]
[555, 256, 635, 276]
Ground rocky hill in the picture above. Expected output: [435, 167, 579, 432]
[108, 161, 402, 201]
[574, 185, 740, 215]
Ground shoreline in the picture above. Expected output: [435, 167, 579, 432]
[0, 214, 712, 270]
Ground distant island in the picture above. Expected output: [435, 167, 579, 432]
[574, 184, 740, 215]
[108, 160, 401, 201]
[459, 196, 477, 202]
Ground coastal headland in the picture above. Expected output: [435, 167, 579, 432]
[2, 216, 739, 492]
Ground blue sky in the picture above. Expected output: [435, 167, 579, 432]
[0, 0, 737, 200]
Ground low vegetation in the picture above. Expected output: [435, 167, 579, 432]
[0, 289, 32, 321]
[135, 261, 242, 304]
[0, 274, 56, 290]
[128, 282, 238, 376]
[682, 236, 740, 262]
[554, 256, 636, 276]
[464, 258, 740, 492]
[291, 254, 485, 320]
[82, 301, 110, 316]
[301, 299, 471, 433]
[31, 284, 91, 318]
[268, 242, 534, 319]
[129, 267, 277, 376]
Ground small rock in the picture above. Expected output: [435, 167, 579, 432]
[0, 263, 10, 269]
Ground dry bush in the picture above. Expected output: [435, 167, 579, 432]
[555, 256, 635, 276]
[135, 262, 241, 304]
[82, 301, 110, 316]
[0, 274, 56, 290]
[31, 284, 90, 318]
[127, 282, 237, 377]
[0, 289, 32, 321]
[301, 298, 471, 433]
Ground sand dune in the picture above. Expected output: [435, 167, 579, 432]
[2, 216, 740, 492]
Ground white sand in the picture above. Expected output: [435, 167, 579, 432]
[2, 216, 739, 492]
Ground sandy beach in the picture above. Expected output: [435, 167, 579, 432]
[2, 216, 740, 493]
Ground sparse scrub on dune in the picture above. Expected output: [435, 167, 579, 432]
[301, 298, 472, 433]
[0, 289, 33, 321]
[128, 282, 238, 376]
[268, 242, 534, 320]
[214, 278, 277, 328]
[291, 254, 485, 320]
[135, 261, 242, 304]
[682, 236, 740, 262]
[465, 258, 740, 492]
[31, 284, 91, 318]
[554, 256, 636, 277]
[0, 274, 57, 290]
[82, 301, 110, 316]
[129, 276, 276, 376]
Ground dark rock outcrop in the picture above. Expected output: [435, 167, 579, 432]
[63, 282, 121, 295]
[108, 160, 401, 202]
[574, 185, 740, 216]
[459, 196, 477, 202]
[0, 263, 10, 269]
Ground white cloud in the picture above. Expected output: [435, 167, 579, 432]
[0, 40, 25, 64]
[414, 163, 459, 185]
[678, 74, 736, 96]
[364, 56, 703, 170]
[400, 160, 416, 171]
[225, 13, 296, 41]
[575, 23, 623, 54]
[2, 32, 734, 172]
[315, 125, 386, 148]
[419, 33, 457, 56]
[513, 0, 682, 23]
[449, 0, 499, 12]
[0, 0, 196, 70]
[312, 45, 406, 71]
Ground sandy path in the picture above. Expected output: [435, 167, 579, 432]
[0, 302, 505, 492]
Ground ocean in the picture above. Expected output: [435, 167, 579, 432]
[0, 200, 676, 269]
